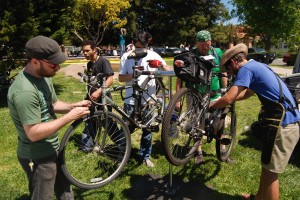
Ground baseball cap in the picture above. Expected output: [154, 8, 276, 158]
[196, 30, 211, 42]
[26, 35, 67, 64]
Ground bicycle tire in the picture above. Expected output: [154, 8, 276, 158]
[59, 111, 131, 189]
[141, 76, 166, 124]
[215, 104, 236, 162]
[161, 87, 203, 166]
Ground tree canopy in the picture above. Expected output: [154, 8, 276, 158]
[73, 0, 130, 46]
[125, 0, 229, 47]
[232, 0, 300, 50]
[0, 0, 76, 70]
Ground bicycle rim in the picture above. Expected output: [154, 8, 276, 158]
[59, 111, 131, 189]
[161, 87, 202, 166]
[215, 104, 236, 162]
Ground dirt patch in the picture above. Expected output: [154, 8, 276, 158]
[59, 63, 120, 80]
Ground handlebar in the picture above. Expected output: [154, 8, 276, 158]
[134, 69, 175, 77]
[78, 72, 114, 83]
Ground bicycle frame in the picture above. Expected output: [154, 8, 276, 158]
[79, 68, 171, 132]
[181, 72, 234, 141]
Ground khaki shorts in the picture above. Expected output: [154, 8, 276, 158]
[262, 122, 300, 173]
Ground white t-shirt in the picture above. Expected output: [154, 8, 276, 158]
[119, 49, 166, 105]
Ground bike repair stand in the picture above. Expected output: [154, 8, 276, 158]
[165, 75, 180, 196]
[165, 164, 179, 195]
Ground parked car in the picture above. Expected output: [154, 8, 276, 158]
[283, 52, 297, 66]
[153, 47, 166, 56]
[247, 47, 276, 64]
[65, 46, 82, 57]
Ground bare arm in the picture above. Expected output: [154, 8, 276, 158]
[90, 75, 114, 101]
[210, 86, 254, 109]
[53, 100, 91, 114]
[176, 78, 182, 92]
[221, 72, 228, 88]
[23, 106, 90, 142]
[162, 64, 172, 71]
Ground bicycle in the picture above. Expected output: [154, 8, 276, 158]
[161, 55, 236, 166]
[59, 48, 169, 189]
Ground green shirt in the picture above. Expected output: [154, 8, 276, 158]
[7, 71, 59, 159]
[189, 47, 223, 100]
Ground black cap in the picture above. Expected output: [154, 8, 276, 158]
[26, 36, 67, 64]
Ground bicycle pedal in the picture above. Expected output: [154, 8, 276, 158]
[220, 138, 231, 145]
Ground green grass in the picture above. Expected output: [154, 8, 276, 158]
[0, 66, 300, 199]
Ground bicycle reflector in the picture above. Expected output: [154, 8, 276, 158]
[148, 60, 162, 68]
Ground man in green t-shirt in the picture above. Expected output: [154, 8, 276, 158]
[7, 36, 91, 199]
[176, 30, 227, 164]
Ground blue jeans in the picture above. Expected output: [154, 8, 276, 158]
[120, 44, 125, 58]
[18, 154, 73, 200]
[124, 103, 152, 160]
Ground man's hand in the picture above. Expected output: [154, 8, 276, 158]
[74, 100, 92, 108]
[90, 90, 101, 101]
[67, 106, 90, 121]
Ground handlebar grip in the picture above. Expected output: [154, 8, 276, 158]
[78, 72, 83, 77]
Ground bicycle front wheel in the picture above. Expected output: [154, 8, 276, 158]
[161, 87, 203, 166]
[59, 111, 131, 189]
[215, 104, 236, 162]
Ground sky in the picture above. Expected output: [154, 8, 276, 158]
[220, 0, 239, 24]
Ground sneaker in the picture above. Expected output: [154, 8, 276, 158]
[195, 153, 203, 165]
[143, 159, 155, 168]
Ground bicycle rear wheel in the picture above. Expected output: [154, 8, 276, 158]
[215, 104, 236, 162]
[141, 76, 166, 124]
[161, 87, 203, 166]
[59, 111, 131, 189]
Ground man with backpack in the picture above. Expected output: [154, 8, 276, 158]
[176, 30, 228, 164]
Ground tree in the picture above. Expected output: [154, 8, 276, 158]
[0, 0, 76, 71]
[125, 0, 229, 47]
[231, 0, 299, 50]
[74, 0, 130, 46]
[286, 8, 300, 53]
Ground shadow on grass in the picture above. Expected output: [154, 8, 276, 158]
[123, 173, 241, 200]
[15, 195, 30, 200]
[0, 89, 8, 108]
[121, 150, 244, 199]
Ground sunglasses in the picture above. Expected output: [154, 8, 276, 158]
[39, 60, 59, 69]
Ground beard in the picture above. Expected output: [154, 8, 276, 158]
[39, 64, 57, 77]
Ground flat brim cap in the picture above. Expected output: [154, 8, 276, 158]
[220, 43, 248, 71]
[26, 35, 67, 64]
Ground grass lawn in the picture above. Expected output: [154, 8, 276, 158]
[0, 63, 300, 199]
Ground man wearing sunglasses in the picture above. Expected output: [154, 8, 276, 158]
[7, 36, 91, 199]
[210, 43, 300, 200]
